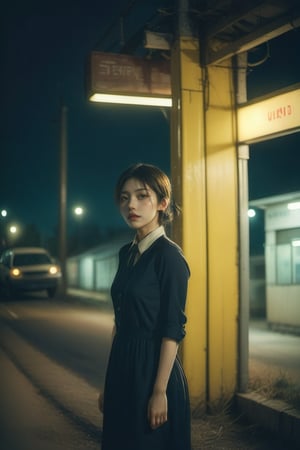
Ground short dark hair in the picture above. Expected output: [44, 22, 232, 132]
[115, 163, 180, 225]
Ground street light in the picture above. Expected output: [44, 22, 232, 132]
[0, 210, 8, 248]
[74, 206, 84, 216]
[9, 225, 18, 234]
[73, 206, 85, 254]
[248, 208, 256, 218]
[6, 224, 19, 247]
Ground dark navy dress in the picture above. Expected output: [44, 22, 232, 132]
[101, 235, 191, 450]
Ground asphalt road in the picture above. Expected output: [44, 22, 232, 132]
[0, 347, 101, 450]
[0, 295, 113, 450]
[0, 295, 114, 388]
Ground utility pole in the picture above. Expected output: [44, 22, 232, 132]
[59, 103, 68, 296]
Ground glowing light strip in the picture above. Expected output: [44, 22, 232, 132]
[89, 93, 172, 107]
[292, 240, 300, 247]
[287, 202, 300, 210]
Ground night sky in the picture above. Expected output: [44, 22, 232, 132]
[247, 30, 300, 200]
[1, 4, 300, 245]
[1, 3, 170, 237]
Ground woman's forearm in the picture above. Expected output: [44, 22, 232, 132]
[147, 338, 178, 428]
[153, 338, 178, 393]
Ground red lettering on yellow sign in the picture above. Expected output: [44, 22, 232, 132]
[267, 105, 292, 121]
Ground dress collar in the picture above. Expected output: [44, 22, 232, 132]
[134, 226, 165, 255]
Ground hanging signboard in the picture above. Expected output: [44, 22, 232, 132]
[87, 52, 171, 106]
[238, 85, 300, 143]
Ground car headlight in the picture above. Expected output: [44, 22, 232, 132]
[49, 265, 60, 275]
[10, 267, 22, 278]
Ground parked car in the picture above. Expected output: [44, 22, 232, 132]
[0, 247, 61, 298]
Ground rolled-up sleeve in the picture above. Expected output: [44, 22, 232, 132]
[156, 243, 190, 342]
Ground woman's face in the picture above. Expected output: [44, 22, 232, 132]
[119, 177, 167, 239]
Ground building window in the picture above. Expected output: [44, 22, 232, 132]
[274, 228, 300, 285]
[292, 244, 300, 284]
[276, 245, 291, 284]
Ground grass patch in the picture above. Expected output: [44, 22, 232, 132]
[249, 370, 300, 410]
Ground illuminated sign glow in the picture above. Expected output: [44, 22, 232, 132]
[238, 86, 300, 143]
[88, 52, 172, 107]
[90, 93, 172, 107]
[267, 104, 292, 121]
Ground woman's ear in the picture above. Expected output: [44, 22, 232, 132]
[158, 197, 169, 212]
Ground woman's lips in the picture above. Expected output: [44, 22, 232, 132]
[128, 214, 140, 220]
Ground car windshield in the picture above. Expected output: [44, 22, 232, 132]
[13, 253, 52, 266]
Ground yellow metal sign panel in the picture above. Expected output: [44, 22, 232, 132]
[238, 88, 300, 143]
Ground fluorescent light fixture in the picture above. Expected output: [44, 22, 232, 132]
[287, 202, 300, 210]
[292, 240, 300, 247]
[90, 93, 172, 107]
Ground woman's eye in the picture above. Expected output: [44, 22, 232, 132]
[120, 195, 128, 202]
[137, 193, 149, 200]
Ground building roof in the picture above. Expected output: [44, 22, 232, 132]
[97, 1, 300, 65]
[249, 191, 300, 208]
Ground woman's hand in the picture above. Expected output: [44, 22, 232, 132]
[147, 338, 177, 429]
[98, 391, 104, 413]
[147, 391, 168, 429]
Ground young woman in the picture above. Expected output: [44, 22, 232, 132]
[99, 163, 191, 450]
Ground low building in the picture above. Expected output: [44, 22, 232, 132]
[250, 192, 300, 332]
[67, 232, 132, 296]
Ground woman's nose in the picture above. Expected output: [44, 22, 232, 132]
[128, 196, 136, 209]
[128, 196, 137, 209]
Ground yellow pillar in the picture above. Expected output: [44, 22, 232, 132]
[171, 37, 207, 410]
[171, 38, 239, 409]
[205, 62, 239, 404]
